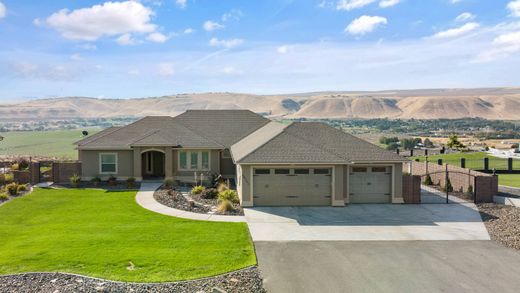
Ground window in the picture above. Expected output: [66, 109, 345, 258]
[371, 167, 387, 173]
[178, 150, 210, 171]
[352, 167, 367, 173]
[255, 169, 270, 175]
[179, 151, 187, 169]
[274, 169, 290, 175]
[294, 169, 310, 174]
[202, 151, 209, 169]
[314, 168, 330, 174]
[100, 153, 117, 174]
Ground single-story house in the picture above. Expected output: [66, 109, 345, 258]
[75, 110, 408, 206]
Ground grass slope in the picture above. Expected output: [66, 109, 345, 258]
[0, 188, 255, 282]
[0, 129, 99, 159]
[497, 174, 520, 188]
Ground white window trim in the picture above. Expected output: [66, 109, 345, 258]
[178, 150, 211, 171]
[99, 153, 118, 175]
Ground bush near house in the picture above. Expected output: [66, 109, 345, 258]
[126, 177, 136, 188]
[16, 184, 27, 193]
[0, 192, 8, 201]
[191, 185, 205, 194]
[163, 179, 173, 189]
[91, 176, 101, 186]
[218, 189, 239, 204]
[217, 199, 234, 213]
[5, 183, 19, 196]
[424, 174, 433, 185]
[70, 174, 81, 187]
[200, 188, 218, 199]
[107, 175, 117, 186]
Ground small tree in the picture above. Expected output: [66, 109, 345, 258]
[443, 178, 453, 192]
[423, 174, 433, 185]
[424, 138, 434, 148]
[446, 135, 465, 150]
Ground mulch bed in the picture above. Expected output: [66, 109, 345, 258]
[154, 187, 244, 216]
[0, 266, 265, 293]
[52, 182, 141, 191]
[478, 203, 520, 250]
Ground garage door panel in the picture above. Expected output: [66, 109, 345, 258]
[253, 168, 331, 206]
[349, 166, 392, 204]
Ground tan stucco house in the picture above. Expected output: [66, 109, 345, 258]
[75, 110, 407, 207]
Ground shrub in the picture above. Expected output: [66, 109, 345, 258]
[5, 183, 18, 196]
[17, 184, 27, 193]
[10, 163, 19, 171]
[443, 178, 453, 192]
[18, 160, 29, 170]
[3, 173, 13, 184]
[108, 175, 117, 186]
[423, 174, 433, 185]
[0, 192, 8, 201]
[217, 199, 234, 213]
[91, 176, 101, 186]
[163, 179, 173, 189]
[191, 185, 205, 194]
[467, 185, 473, 194]
[200, 188, 218, 199]
[70, 174, 81, 187]
[218, 189, 239, 204]
[217, 182, 229, 193]
[127, 177, 136, 188]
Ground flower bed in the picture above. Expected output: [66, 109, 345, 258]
[154, 186, 244, 216]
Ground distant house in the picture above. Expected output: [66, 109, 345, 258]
[75, 110, 407, 207]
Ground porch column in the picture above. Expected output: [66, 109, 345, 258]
[133, 147, 142, 181]
[165, 146, 173, 180]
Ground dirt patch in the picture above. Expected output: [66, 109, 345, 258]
[478, 203, 520, 250]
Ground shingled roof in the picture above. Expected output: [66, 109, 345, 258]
[231, 122, 407, 164]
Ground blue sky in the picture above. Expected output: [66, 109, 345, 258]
[0, 0, 519, 101]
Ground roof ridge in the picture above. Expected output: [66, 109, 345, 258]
[128, 129, 162, 145]
[232, 122, 291, 163]
[74, 126, 121, 146]
[172, 117, 228, 148]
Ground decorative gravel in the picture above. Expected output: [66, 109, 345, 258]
[154, 187, 244, 216]
[478, 203, 520, 250]
[0, 266, 265, 293]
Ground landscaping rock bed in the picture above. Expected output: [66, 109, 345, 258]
[154, 187, 244, 216]
[0, 266, 265, 293]
[478, 203, 520, 250]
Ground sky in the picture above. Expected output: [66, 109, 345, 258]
[0, 0, 519, 102]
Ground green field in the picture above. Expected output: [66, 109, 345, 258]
[0, 188, 255, 282]
[0, 129, 99, 159]
[412, 152, 520, 188]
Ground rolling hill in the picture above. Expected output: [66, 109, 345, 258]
[1, 88, 520, 120]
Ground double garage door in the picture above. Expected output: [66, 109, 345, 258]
[253, 168, 332, 206]
[349, 166, 392, 203]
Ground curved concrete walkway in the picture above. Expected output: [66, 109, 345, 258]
[135, 183, 246, 222]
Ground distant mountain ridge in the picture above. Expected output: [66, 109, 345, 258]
[1, 88, 520, 120]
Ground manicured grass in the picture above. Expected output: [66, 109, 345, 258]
[0, 129, 99, 159]
[412, 152, 520, 170]
[497, 174, 520, 188]
[0, 188, 256, 282]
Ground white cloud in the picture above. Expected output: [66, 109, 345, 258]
[379, 0, 400, 8]
[116, 33, 136, 45]
[509, 0, 520, 17]
[184, 28, 194, 34]
[432, 22, 480, 39]
[203, 20, 224, 31]
[277, 45, 290, 54]
[221, 9, 243, 22]
[455, 12, 475, 22]
[44, 1, 156, 41]
[345, 15, 387, 35]
[33, 18, 42, 26]
[0, 2, 5, 19]
[336, 0, 375, 11]
[77, 43, 97, 50]
[70, 54, 83, 61]
[147, 32, 169, 43]
[158, 62, 175, 76]
[209, 38, 244, 48]
[175, 0, 187, 8]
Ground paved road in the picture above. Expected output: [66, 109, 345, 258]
[256, 241, 520, 293]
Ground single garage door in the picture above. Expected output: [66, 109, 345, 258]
[253, 168, 332, 206]
[349, 166, 392, 203]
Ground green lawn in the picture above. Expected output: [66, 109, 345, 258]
[0, 188, 256, 282]
[497, 174, 520, 188]
[412, 152, 520, 171]
[0, 129, 100, 159]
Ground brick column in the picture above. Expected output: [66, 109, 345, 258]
[29, 162, 40, 184]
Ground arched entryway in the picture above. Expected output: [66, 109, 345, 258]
[141, 150, 165, 179]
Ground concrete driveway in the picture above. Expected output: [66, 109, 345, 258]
[256, 240, 520, 293]
[244, 203, 490, 241]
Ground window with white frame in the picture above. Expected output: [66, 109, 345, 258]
[179, 150, 210, 171]
[100, 153, 117, 174]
